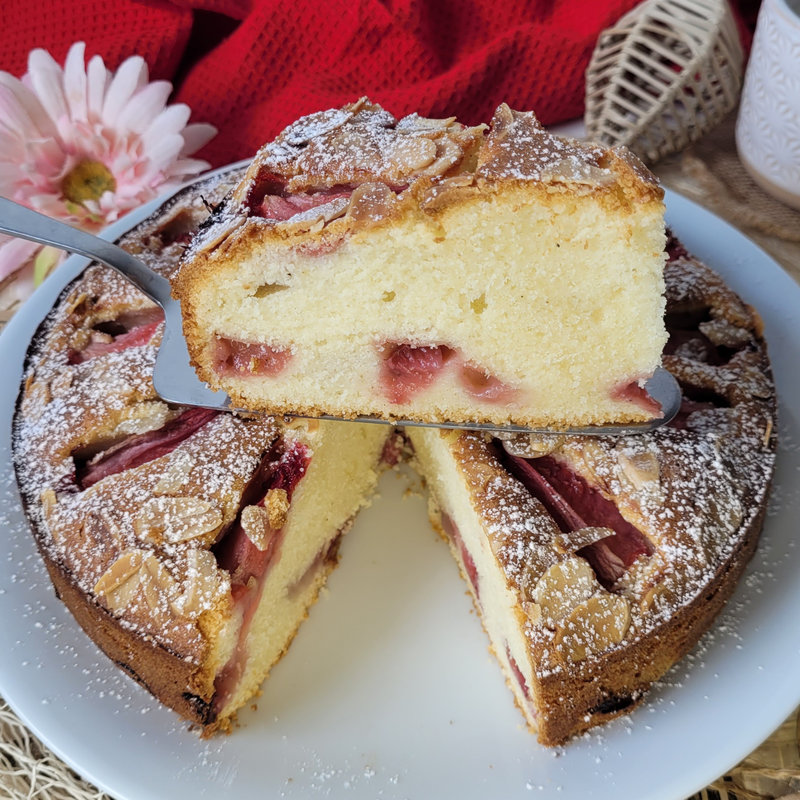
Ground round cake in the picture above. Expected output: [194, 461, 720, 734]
[12, 170, 777, 745]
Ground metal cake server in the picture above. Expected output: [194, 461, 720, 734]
[0, 197, 682, 436]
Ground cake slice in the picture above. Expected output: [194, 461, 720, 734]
[407, 239, 777, 743]
[173, 99, 668, 429]
[12, 182, 391, 734]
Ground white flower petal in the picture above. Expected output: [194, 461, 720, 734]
[116, 81, 172, 134]
[63, 42, 88, 123]
[141, 133, 185, 180]
[102, 55, 148, 125]
[0, 76, 55, 139]
[86, 55, 110, 120]
[0, 236, 39, 282]
[167, 157, 211, 178]
[179, 123, 217, 155]
[26, 48, 68, 124]
[142, 104, 192, 149]
[0, 258, 37, 313]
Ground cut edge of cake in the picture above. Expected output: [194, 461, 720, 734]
[173, 100, 668, 429]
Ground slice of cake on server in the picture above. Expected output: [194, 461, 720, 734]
[173, 99, 668, 429]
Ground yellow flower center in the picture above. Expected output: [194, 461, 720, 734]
[61, 160, 116, 204]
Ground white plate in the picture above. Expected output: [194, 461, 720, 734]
[1, 184, 799, 800]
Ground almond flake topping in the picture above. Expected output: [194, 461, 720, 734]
[554, 593, 631, 663]
[616, 449, 660, 491]
[265, 487, 290, 530]
[93, 549, 148, 612]
[240, 505, 272, 551]
[134, 496, 222, 545]
[171, 549, 227, 618]
[533, 557, 600, 625]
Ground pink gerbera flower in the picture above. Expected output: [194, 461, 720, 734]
[0, 42, 216, 316]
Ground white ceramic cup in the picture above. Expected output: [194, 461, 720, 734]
[735, 0, 800, 210]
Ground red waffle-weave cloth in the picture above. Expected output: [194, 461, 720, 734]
[4, 0, 644, 166]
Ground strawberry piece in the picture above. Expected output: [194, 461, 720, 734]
[502, 451, 653, 587]
[214, 337, 293, 377]
[379, 342, 454, 404]
[610, 379, 663, 418]
[211, 442, 311, 711]
[76, 407, 218, 489]
[459, 363, 518, 403]
[440, 512, 480, 599]
[68, 309, 164, 364]
[214, 442, 310, 585]
[257, 188, 352, 221]
[506, 645, 531, 700]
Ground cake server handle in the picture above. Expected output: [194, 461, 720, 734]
[0, 197, 231, 410]
[0, 197, 172, 307]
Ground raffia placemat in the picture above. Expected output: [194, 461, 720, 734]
[2, 111, 799, 800]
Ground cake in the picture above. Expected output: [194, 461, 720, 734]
[409, 235, 777, 743]
[12, 171, 776, 745]
[12, 174, 391, 733]
[172, 99, 669, 429]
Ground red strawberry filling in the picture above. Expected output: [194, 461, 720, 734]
[378, 343, 455, 404]
[211, 442, 310, 712]
[68, 308, 164, 364]
[214, 336, 292, 377]
[506, 644, 531, 701]
[256, 189, 352, 221]
[75, 407, 218, 490]
[440, 511, 480, 600]
[501, 451, 653, 587]
[610, 379, 663, 418]
[459, 363, 518, 403]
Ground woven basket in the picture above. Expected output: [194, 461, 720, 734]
[585, 0, 744, 163]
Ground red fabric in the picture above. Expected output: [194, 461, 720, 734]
[3, 0, 668, 167]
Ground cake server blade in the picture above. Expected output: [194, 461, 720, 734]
[0, 198, 681, 436]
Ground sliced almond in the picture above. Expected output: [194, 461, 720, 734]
[240, 505, 273, 551]
[265, 487, 290, 530]
[153, 454, 195, 496]
[172, 549, 228, 618]
[533, 557, 600, 625]
[134, 496, 222, 545]
[554, 593, 631, 663]
[415, 137, 462, 178]
[384, 135, 438, 173]
[40, 488, 57, 517]
[93, 549, 147, 612]
[552, 526, 615, 554]
[49, 370, 74, 398]
[141, 554, 180, 613]
[497, 433, 564, 459]
[522, 600, 543, 626]
[21, 376, 50, 417]
[639, 581, 675, 614]
[346, 182, 401, 226]
[617, 449, 660, 491]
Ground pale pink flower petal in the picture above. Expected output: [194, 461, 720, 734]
[101, 55, 148, 125]
[168, 157, 213, 179]
[116, 80, 172, 134]
[0, 73, 56, 139]
[142, 104, 192, 151]
[180, 123, 217, 155]
[26, 48, 69, 125]
[86, 54, 110, 120]
[0, 237, 39, 282]
[63, 42, 88, 123]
